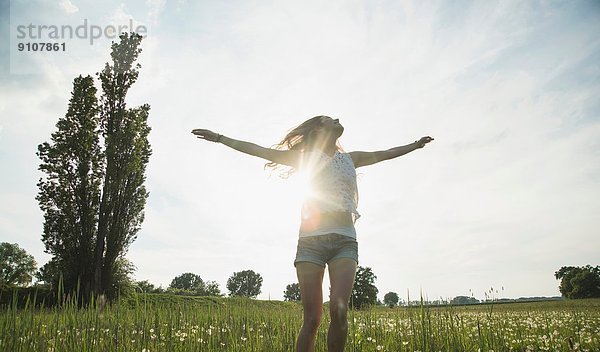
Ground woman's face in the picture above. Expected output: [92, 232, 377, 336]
[317, 116, 344, 139]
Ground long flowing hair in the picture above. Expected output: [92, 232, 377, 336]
[264, 115, 345, 179]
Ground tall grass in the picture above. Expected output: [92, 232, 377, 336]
[1, 286, 599, 351]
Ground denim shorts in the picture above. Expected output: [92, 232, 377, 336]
[294, 233, 359, 268]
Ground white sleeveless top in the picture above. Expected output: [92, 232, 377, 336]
[299, 149, 361, 225]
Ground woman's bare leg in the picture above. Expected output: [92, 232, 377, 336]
[296, 262, 325, 352]
[327, 258, 357, 352]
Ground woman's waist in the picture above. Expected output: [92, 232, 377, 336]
[302, 197, 357, 212]
[299, 210, 354, 232]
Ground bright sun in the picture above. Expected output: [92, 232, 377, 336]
[260, 151, 327, 223]
[265, 152, 323, 220]
[294, 169, 312, 202]
[292, 151, 326, 207]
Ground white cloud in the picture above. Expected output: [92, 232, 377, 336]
[59, 0, 79, 14]
[105, 3, 148, 36]
[146, 0, 166, 26]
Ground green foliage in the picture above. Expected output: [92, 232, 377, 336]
[555, 265, 600, 299]
[284, 282, 301, 301]
[169, 273, 222, 296]
[110, 257, 137, 298]
[36, 74, 102, 298]
[118, 292, 228, 309]
[0, 286, 56, 308]
[170, 272, 204, 291]
[450, 295, 480, 305]
[118, 293, 297, 310]
[384, 291, 399, 307]
[351, 266, 378, 309]
[35, 258, 59, 287]
[135, 279, 156, 293]
[94, 32, 152, 300]
[36, 32, 151, 302]
[201, 280, 222, 296]
[0, 243, 37, 288]
[227, 270, 263, 298]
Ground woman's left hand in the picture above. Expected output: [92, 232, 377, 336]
[415, 136, 434, 148]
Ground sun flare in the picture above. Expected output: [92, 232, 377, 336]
[269, 152, 326, 219]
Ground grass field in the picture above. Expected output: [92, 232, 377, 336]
[1, 291, 599, 351]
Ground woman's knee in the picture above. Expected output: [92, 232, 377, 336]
[329, 299, 349, 324]
[303, 311, 323, 332]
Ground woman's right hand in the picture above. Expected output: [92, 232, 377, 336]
[192, 129, 220, 142]
[415, 136, 434, 148]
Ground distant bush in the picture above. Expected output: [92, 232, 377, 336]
[0, 286, 56, 309]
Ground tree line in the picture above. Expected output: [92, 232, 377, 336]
[0, 242, 380, 307]
[2, 241, 598, 306]
[137, 270, 262, 298]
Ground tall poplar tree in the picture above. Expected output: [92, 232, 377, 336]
[93, 33, 151, 299]
[37, 33, 151, 302]
[37, 75, 102, 300]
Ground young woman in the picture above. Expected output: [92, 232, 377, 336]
[192, 115, 433, 352]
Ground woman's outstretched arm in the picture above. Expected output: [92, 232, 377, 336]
[192, 129, 301, 168]
[350, 136, 434, 168]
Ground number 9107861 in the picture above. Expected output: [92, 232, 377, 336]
[18, 42, 66, 51]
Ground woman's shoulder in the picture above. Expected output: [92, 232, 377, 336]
[299, 149, 328, 171]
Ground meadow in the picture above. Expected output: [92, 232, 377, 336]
[1, 291, 599, 352]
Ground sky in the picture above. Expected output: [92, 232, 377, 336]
[1, 0, 599, 302]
